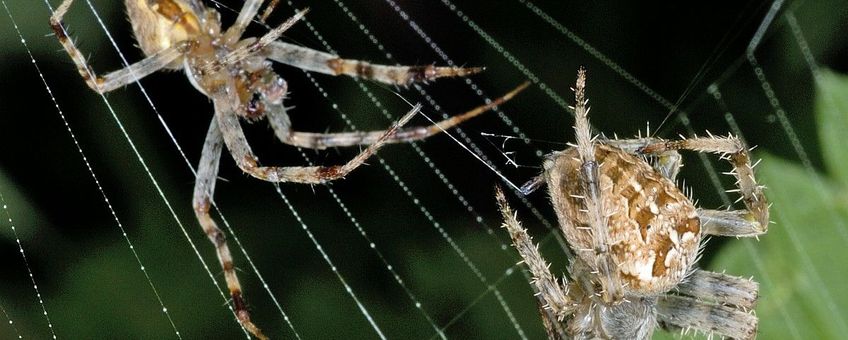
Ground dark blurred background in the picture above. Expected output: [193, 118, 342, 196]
[1, 0, 847, 339]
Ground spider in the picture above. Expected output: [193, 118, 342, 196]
[49, 0, 528, 338]
[496, 68, 769, 339]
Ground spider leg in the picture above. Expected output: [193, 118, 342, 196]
[677, 269, 758, 310]
[698, 208, 767, 237]
[536, 297, 568, 340]
[259, 0, 282, 23]
[656, 294, 757, 340]
[265, 41, 484, 86]
[495, 186, 576, 320]
[570, 68, 621, 303]
[192, 118, 268, 340]
[49, 0, 186, 93]
[639, 136, 769, 233]
[267, 82, 529, 149]
[224, 0, 267, 42]
[216, 99, 420, 184]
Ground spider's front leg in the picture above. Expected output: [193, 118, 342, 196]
[266, 41, 484, 86]
[495, 187, 576, 323]
[570, 68, 621, 303]
[192, 118, 267, 340]
[49, 0, 189, 93]
[224, 0, 267, 43]
[216, 98, 421, 184]
[639, 136, 769, 237]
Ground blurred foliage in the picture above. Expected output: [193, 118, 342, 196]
[0, 0, 847, 339]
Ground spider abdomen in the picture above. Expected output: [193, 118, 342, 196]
[126, 0, 210, 64]
[545, 144, 700, 296]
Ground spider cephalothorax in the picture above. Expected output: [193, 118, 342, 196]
[497, 68, 768, 339]
[50, 0, 524, 338]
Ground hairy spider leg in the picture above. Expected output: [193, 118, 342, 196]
[49, 0, 188, 93]
[656, 294, 757, 339]
[266, 41, 484, 86]
[216, 100, 421, 184]
[267, 82, 530, 150]
[495, 187, 576, 322]
[570, 68, 622, 303]
[224, 0, 266, 43]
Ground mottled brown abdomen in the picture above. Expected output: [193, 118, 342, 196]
[544, 144, 700, 296]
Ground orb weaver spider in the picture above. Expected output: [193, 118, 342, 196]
[497, 68, 767, 339]
[49, 0, 527, 337]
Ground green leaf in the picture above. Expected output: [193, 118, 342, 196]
[816, 68, 848, 186]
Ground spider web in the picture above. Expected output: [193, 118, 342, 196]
[0, 0, 846, 338]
